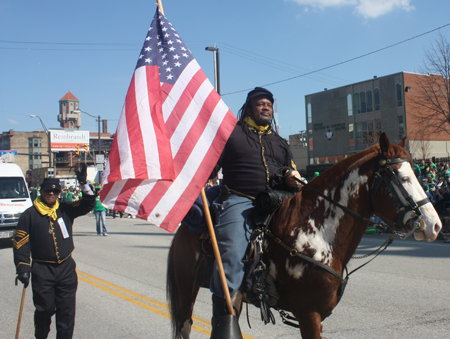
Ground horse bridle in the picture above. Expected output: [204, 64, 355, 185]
[369, 151, 430, 239]
[283, 151, 430, 239]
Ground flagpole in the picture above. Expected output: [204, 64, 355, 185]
[200, 188, 235, 316]
[156, 0, 164, 15]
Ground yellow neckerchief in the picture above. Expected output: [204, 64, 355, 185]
[34, 196, 59, 221]
[244, 116, 272, 134]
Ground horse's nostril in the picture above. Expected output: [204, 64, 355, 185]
[434, 223, 442, 234]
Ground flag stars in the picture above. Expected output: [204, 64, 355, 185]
[164, 33, 170, 38]
[166, 74, 174, 80]
[174, 62, 181, 67]
[144, 47, 152, 52]
[162, 53, 167, 59]
[169, 46, 175, 52]
[146, 36, 152, 41]
[162, 27, 168, 32]
[182, 53, 189, 58]
[163, 60, 169, 66]
[165, 67, 172, 73]
[173, 54, 180, 60]
[176, 39, 182, 44]
[145, 58, 152, 63]
[167, 40, 174, 45]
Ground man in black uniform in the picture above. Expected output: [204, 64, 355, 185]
[13, 165, 95, 339]
[209, 87, 300, 337]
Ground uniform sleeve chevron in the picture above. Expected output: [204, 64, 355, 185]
[13, 234, 29, 250]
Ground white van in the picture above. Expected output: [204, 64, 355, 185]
[0, 163, 33, 239]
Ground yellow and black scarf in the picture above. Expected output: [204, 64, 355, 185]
[34, 196, 59, 220]
[244, 116, 272, 134]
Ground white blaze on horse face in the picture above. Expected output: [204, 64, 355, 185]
[287, 169, 368, 279]
[395, 162, 442, 241]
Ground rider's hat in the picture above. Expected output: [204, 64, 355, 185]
[246, 87, 274, 104]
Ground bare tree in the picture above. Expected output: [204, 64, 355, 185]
[410, 33, 450, 135]
[408, 127, 432, 160]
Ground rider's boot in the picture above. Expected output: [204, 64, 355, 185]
[210, 294, 243, 339]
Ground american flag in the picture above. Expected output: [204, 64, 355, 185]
[100, 8, 237, 233]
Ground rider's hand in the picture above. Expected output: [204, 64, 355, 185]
[75, 164, 88, 185]
[17, 272, 30, 288]
[285, 170, 301, 188]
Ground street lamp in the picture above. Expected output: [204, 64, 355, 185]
[30, 115, 52, 170]
[72, 109, 102, 180]
[205, 45, 220, 95]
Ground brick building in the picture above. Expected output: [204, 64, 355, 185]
[305, 71, 450, 176]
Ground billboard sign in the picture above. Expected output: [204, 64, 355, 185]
[50, 130, 89, 151]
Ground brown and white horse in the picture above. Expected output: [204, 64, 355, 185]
[166, 133, 441, 339]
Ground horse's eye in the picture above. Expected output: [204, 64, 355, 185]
[401, 176, 409, 182]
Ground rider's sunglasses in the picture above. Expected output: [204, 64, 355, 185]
[42, 189, 61, 194]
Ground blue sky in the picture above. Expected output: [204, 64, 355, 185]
[1, 0, 450, 141]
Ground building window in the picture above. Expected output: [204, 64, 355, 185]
[353, 93, 360, 114]
[349, 123, 354, 145]
[360, 91, 367, 113]
[398, 115, 404, 140]
[33, 140, 39, 147]
[307, 103, 312, 123]
[374, 88, 380, 110]
[356, 121, 367, 145]
[347, 94, 353, 116]
[396, 83, 403, 107]
[366, 90, 373, 112]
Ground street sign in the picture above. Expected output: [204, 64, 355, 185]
[48, 167, 55, 178]
[96, 154, 105, 164]
[96, 164, 104, 171]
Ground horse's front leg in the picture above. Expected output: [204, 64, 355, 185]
[297, 312, 322, 339]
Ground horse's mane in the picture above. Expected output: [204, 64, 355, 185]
[308, 138, 409, 189]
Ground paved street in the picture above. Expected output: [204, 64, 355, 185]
[1, 213, 450, 338]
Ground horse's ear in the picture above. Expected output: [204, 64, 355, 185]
[379, 132, 390, 153]
[398, 136, 407, 148]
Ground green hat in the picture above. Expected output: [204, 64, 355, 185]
[95, 186, 101, 190]
[314, 172, 319, 176]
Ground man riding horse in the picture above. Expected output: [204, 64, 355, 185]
[208, 87, 301, 338]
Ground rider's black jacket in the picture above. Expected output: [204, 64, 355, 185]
[211, 121, 296, 198]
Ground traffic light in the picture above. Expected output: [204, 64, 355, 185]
[76, 145, 80, 155]
[84, 143, 89, 152]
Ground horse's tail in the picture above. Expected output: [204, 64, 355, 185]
[166, 237, 182, 339]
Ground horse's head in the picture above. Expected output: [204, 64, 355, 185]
[372, 133, 441, 241]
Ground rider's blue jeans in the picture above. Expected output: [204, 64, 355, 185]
[210, 194, 255, 298]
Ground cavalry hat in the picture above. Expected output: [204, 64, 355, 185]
[40, 178, 61, 191]
[246, 87, 274, 104]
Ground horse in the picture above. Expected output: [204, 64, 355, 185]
[166, 133, 442, 339]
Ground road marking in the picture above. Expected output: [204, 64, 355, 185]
[77, 270, 257, 339]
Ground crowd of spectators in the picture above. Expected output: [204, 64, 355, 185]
[412, 159, 450, 241]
